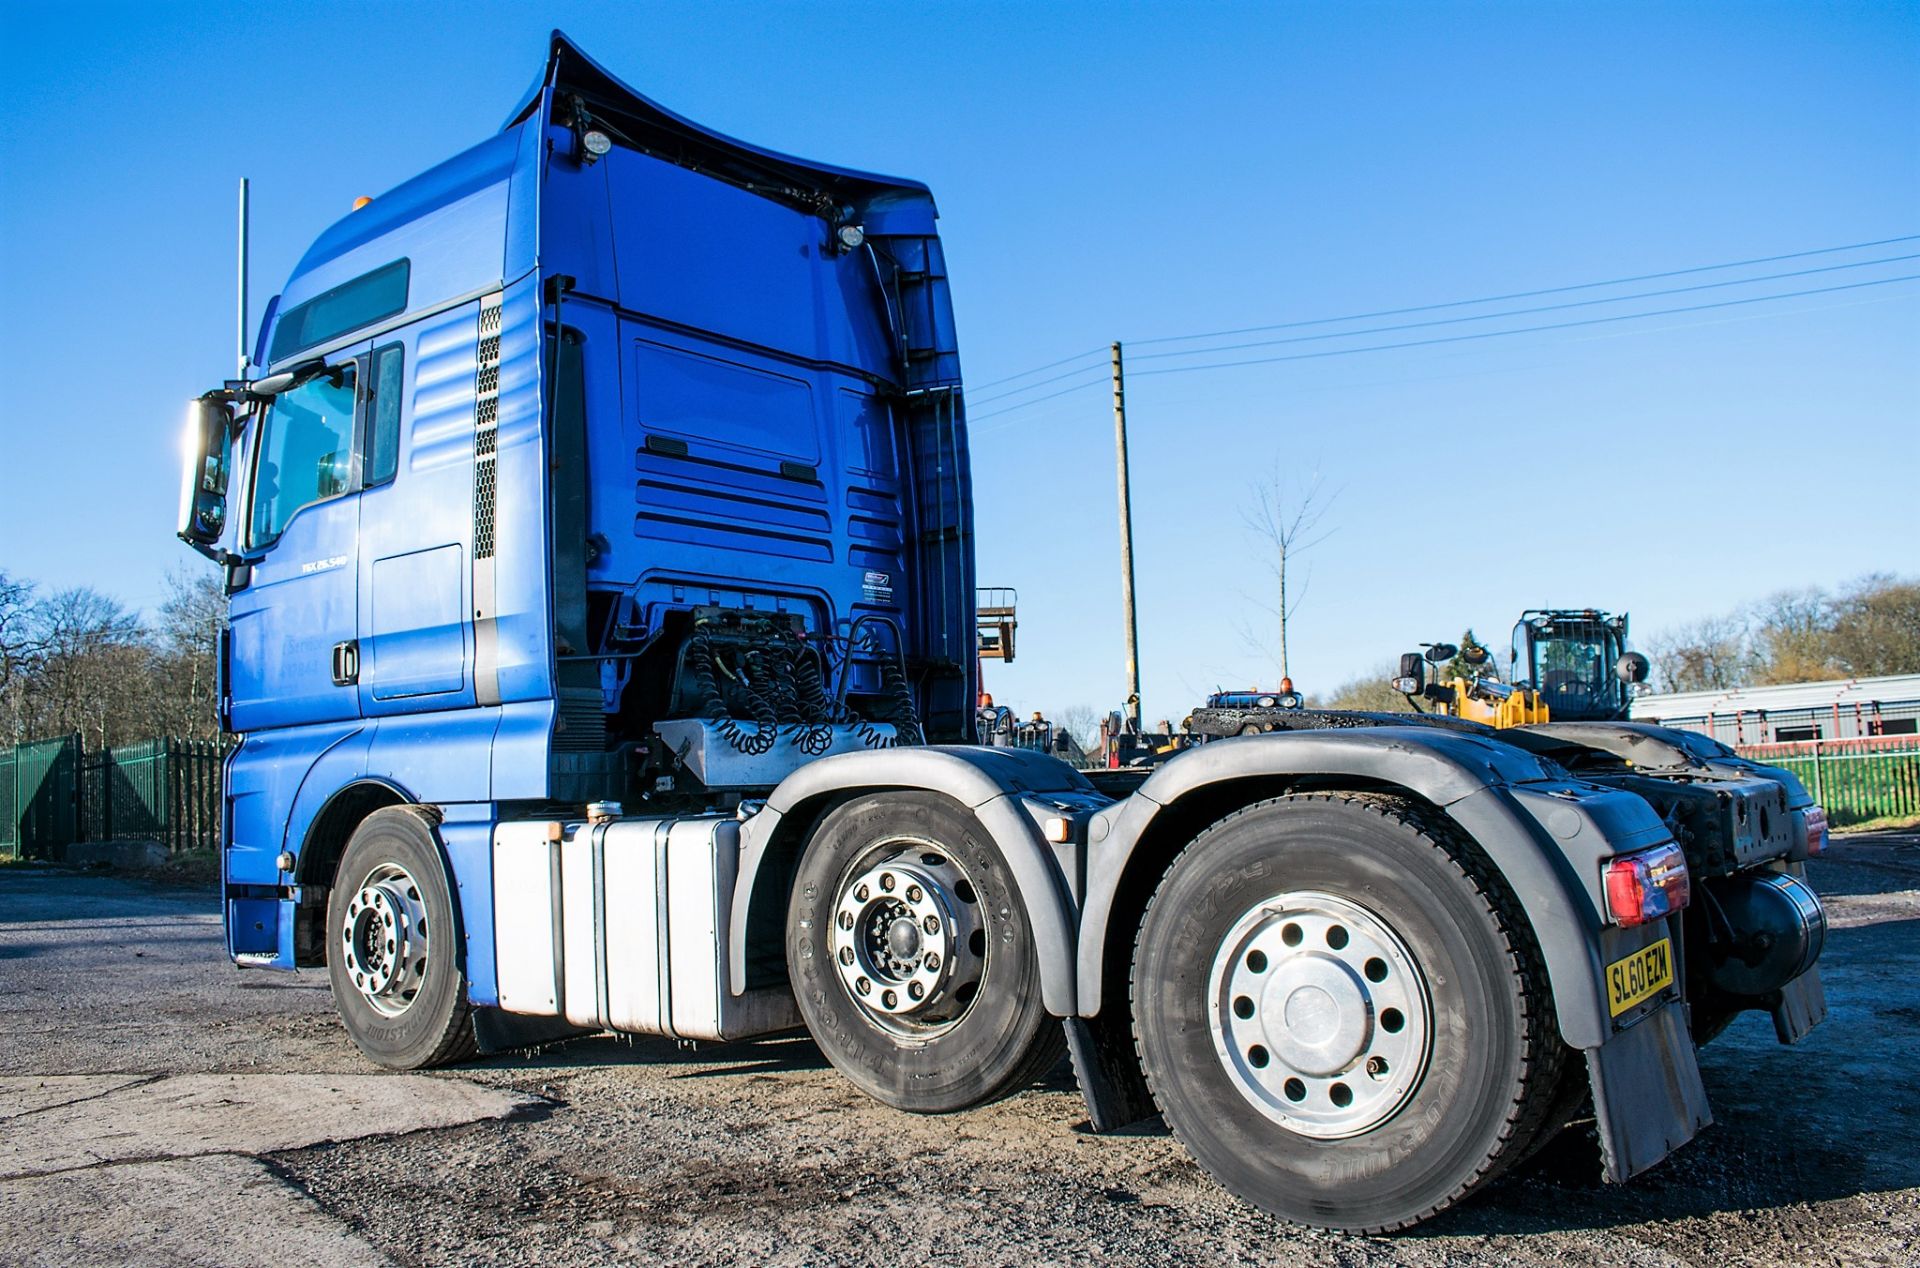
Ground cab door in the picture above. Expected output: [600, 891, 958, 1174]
[227, 345, 369, 731]
[356, 314, 476, 714]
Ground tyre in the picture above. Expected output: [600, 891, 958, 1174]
[786, 791, 1064, 1113]
[326, 806, 476, 1069]
[1131, 792, 1564, 1233]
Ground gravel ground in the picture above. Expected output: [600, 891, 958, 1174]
[1, 831, 1915, 1266]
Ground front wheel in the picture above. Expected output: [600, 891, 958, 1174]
[326, 806, 476, 1069]
[786, 791, 1063, 1113]
[1131, 792, 1564, 1232]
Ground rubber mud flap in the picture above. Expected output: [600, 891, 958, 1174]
[1771, 966, 1827, 1044]
[1064, 1015, 1159, 1133]
[1586, 1000, 1712, 1182]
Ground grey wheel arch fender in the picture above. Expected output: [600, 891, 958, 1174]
[729, 745, 1093, 1015]
[1074, 728, 1622, 1049]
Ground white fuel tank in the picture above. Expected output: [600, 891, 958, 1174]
[491, 815, 799, 1041]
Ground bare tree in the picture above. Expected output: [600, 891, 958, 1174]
[1646, 613, 1753, 694]
[1749, 588, 1840, 685]
[153, 568, 228, 740]
[1311, 664, 1417, 714]
[1238, 465, 1336, 682]
[1828, 574, 1920, 678]
[1055, 704, 1101, 751]
[0, 570, 46, 742]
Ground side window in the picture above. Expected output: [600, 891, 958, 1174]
[248, 365, 359, 548]
[365, 343, 404, 487]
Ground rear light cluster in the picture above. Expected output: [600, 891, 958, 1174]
[1804, 805, 1829, 857]
[1604, 842, 1690, 927]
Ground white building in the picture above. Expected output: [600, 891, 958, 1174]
[1631, 674, 1920, 746]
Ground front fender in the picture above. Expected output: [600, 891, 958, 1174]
[729, 746, 1093, 1014]
[1075, 728, 1670, 1049]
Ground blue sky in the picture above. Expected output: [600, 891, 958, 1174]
[2, 1, 1915, 722]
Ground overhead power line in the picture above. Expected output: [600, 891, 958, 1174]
[1127, 233, 1920, 347]
[1127, 273, 1920, 380]
[966, 273, 1919, 422]
[967, 346, 1106, 392]
[963, 233, 1918, 405]
[1124, 252, 1920, 365]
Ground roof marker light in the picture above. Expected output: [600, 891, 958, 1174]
[351, 196, 372, 211]
[837, 223, 866, 251]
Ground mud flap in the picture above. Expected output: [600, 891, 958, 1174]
[471, 1007, 591, 1055]
[1064, 1016, 1159, 1134]
[1587, 1000, 1713, 1182]
[1770, 966, 1827, 1044]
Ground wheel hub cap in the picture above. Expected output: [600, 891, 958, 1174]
[1209, 891, 1433, 1138]
[339, 863, 430, 1019]
[831, 848, 985, 1032]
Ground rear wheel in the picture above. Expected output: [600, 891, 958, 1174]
[326, 806, 475, 1069]
[787, 792, 1063, 1113]
[1131, 792, 1563, 1232]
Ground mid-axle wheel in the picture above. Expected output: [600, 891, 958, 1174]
[788, 791, 1062, 1113]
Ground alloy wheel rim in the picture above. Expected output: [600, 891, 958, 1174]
[1207, 890, 1434, 1138]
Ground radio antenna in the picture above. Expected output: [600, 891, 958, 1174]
[236, 178, 251, 378]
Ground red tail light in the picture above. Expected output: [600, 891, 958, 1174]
[1804, 806, 1829, 857]
[1604, 842, 1690, 927]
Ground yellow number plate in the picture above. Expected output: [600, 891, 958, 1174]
[1606, 937, 1675, 1017]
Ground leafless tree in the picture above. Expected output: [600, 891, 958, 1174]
[1311, 664, 1416, 713]
[152, 568, 228, 740]
[1238, 464, 1336, 682]
[1055, 704, 1101, 750]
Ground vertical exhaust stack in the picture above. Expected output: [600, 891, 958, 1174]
[236, 178, 250, 379]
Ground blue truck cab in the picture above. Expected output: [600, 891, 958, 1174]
[174, 35, 1825, 1235]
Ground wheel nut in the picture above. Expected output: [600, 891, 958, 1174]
[906, 885, 922, 902]
[838, 947, 854, 966]
[908, 981, 924, 1000]
[855, 884, 869, 901]
[855, 977, 871, 995]
[925, 953, 940, 970]
[880, 873, 895, 892]
[882, 990, 898, 1009]
[923, 915, 940, 935]
[838, 911, 854, 930]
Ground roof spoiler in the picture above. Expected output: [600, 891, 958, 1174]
[501, 30, 931, 214]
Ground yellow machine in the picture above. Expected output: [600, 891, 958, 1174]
[1393, 613, 1650, 728]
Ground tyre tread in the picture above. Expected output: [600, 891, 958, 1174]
[1131, 790, 1565, 1233]
[334, 805, 477, 1068]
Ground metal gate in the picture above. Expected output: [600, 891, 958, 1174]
[2, 735, 223, 860]
[1740, 736, 1920, 828]
[0, 735, 82, 861]
[78, 738, 225, 855]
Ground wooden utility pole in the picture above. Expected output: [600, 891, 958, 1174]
[1111, 342, 1142, 728]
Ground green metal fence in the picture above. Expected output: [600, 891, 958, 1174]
[1, 735, 224, 860]
[1739, 736, 1920, 828]
[0, 735, 83, 860]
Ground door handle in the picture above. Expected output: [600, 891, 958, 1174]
[332, 640, 360, 686]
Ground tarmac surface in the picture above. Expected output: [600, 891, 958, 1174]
[2, 831, 1916, 1266]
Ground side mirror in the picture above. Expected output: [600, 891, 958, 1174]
[1393, 653, 1426, 695]
[1615, 651, 1651, 685]
[1462, 643, 1489, 666]
[1424, 643, 1457, 665]
[177, 398, 233, 557]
